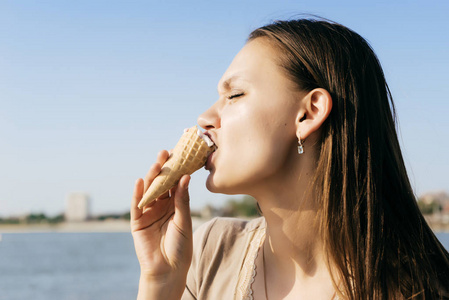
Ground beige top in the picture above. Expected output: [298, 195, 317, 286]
[182, 217, 266, 300]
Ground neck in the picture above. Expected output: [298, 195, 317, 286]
[262, 195, 325, 278]
[250, 148, 329, 279]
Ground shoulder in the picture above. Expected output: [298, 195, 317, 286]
[191, 216, 265, 262]
[193, 216, 265, 248]
[185, 217, 265, 298]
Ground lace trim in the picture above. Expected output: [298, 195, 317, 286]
[235, 228, 266, 300]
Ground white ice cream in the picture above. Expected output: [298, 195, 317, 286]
[197, 129, 214, 147]
[183, 127, 214, 147]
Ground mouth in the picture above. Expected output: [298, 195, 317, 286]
[204, 131, 216, 145]
[203, 131, 217, 171]
[205, 150, 215, 171]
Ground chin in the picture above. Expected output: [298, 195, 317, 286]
[205, 173, 225, 193]
[205, 172, 249, 195]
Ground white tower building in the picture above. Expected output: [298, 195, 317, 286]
[65, 192, 91, 222]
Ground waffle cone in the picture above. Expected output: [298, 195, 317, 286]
[138, 126, 215, 209]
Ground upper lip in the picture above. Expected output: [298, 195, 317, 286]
[204, 130, 217, 148]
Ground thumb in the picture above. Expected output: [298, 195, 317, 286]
[173, 175, 192, 234]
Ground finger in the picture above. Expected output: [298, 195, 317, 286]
[173, 175, 192, 235]
[155, 173, 179, 200]
[143, 163, 160, 193]
[133, 199, 174, 232]
[156, 190, 170, 201]
[131, 178, 144, 221]
[143, 150, 170, 192]
[157, 149, 170, 165]
[143, 189, 171, 213]
[140, 185, 171, 214]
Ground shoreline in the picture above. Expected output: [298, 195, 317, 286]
[0, 220, 131, 234]
[1, 217, 448, 234]
[0, 217, 209, 234]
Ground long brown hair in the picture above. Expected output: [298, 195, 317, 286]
[249, 18, 449, 299]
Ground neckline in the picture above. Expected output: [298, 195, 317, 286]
[235, 224, 266, 300]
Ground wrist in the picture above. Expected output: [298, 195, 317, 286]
[137, 272, 186, 300]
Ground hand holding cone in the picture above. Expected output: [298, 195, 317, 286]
[138, 126, 216, 209]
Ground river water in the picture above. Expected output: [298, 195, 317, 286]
[0, 231, 448, 300]
[0, 232, 139, 300]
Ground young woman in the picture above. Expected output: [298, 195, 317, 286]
[130, 18, 449, 299]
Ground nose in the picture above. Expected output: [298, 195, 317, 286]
[197, 101, 221, 130]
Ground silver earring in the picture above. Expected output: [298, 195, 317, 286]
[298, 135, 304, 154]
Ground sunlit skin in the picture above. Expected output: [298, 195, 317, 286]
[198, 38, 336, 299]
[200, 42, 302, 196]
[130, 162, 189, 298]
[131, 38, 336, 299]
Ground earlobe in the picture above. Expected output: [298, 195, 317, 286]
[296, 88, 332, 140]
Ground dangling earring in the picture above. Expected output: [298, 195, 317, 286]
[298, 134, 304, 154]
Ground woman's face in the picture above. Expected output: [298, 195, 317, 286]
[198, 38, 303, 195]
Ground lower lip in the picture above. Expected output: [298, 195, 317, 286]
[205, 151, 215, 170]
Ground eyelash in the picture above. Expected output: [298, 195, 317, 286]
[227, 92, 244, 100]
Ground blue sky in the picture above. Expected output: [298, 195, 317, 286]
[1, 0, 448, 216]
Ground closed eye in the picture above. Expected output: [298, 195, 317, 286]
[227, 92, 244, 100]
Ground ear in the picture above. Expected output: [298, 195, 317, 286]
[295, 88, 332, 140]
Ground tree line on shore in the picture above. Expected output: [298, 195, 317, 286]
[4, 192, 445, 226]
[0, 196, 261, 225]
[0, 212, 131, 225]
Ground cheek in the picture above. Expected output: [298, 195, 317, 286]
[206, 97, 298, 193]
[220, 106, 272, 156]
[214, 117, 292, 187]
[213, 135, 291, 194]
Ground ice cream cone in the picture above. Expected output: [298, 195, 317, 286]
[138, 126, 215, 209]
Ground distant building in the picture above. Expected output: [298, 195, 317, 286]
[420, 191, 449, 214]
[65, 193, 91, 222]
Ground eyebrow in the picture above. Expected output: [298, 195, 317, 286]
[217, 74, 246, 94]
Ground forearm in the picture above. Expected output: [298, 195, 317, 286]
[137, 272, 186, 300]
